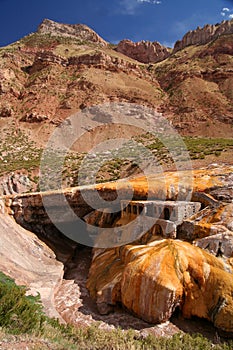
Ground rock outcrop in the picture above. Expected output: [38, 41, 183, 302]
[31, 50, 147, 78]
[0, 172, 33, 196]
[31, 51, 68, 70]
[178, 203, 233, 259]
[195, 232, 233, 259]
[20, 112, 49, 123]
[116, 39, 170, 63]
[0, 212, 64, 320]
[37, 19, 108, 46]
[173, 19, 233, 53]
[0, 103, 13, 118]
[1, 165, 233, 334]
[68, 51, 140, 74]
[87, 239, 233, 334]
[116, 20, 233, 61]
[2, 166, 232, 239]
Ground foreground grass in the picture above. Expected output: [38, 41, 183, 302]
[0, 271, 232, 349]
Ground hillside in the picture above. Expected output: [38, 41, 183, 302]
[0, 18, 232, 189]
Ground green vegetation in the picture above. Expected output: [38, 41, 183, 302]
[20, 33, 85, 49]
[134, 133, 233, 163]
[0, 271, 232, 349]
[1, 128, 233, 189]
[0, 128, 42, 177]
[0, 271, 45, 334]
[183, 137, 233, 159]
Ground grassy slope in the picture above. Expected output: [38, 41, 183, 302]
[0, 271, 232, 350]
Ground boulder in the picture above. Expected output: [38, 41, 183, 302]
[0, 104, 13, 118]
[87, 239, 233, 334]
[20, 112, 48, 123]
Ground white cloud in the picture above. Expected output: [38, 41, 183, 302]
[119, 0, 161, 15]
[119, 0, 140, 15]
[220, 7, 233, 18]
[137, 0, 161, 4]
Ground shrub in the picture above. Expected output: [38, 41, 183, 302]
[0, 272, 46, 334]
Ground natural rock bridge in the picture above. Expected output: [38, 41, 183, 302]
[0, 167, 224, 248]
[1, 178, 214, 248]
[0, 166, 233, 335]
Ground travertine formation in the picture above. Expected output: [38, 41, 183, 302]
[179, 203, 233, 259]
[116, 39, 170, 63]
[1, 166, 231, 238]
[87, 239, 233, 333]
[1, 165, 233, 334]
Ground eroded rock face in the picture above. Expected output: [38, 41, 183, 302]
[3, 166, 233, 238]
[195, 232, 233, 259]
[173, 19, 233, 53]
[178, 203, 233, 244]
[116, 39, 170, 63]
[0, 104, 13, 118]
[31, 52, 68, 71]
[87, 239, 233, 334]
[0, 172, 33, 196]
[0, 212, 64, 320]
[30, 50, 146, 78]
[37, 19, 108, 46]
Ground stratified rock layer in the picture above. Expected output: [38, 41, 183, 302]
[179, 203, 233, 238]
[116, 40, 170, 63]
[37, 19, 108, 46]
[178, 203, 233, 258]
[173, 19, 233, 53]
[87, 239, 233, 334]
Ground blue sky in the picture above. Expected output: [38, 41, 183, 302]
[0, 0, 233, 47]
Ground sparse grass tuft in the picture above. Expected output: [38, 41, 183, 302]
[0, 272, 46, 334]
[0, 271, 232, 349]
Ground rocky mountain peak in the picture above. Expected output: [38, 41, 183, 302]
[37, 18, 108, 46]
[116, 39, 170, 63]
[173, 19, 233, 53]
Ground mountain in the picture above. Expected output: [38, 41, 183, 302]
[0, 19, 232, 144]
[0, 18, 232, 186]
[38, 18, 108, 46]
